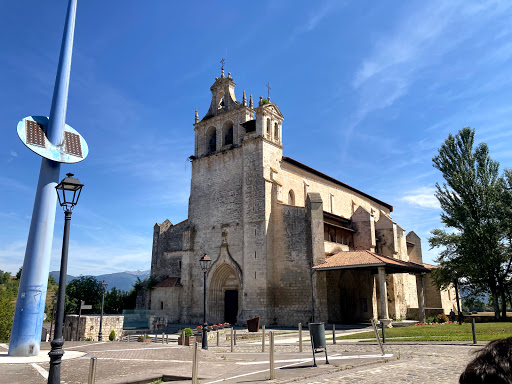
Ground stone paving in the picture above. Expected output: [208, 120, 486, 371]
[0, 330, 482, 384]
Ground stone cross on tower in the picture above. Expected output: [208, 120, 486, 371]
[266, 82, 271, 99]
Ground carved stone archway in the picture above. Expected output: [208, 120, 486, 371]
[206, 239, 243, 323]
[208, 262, 241, 323]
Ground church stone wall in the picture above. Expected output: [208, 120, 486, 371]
[151, 287, 181, 323]
[187, 146, 246, 323]
[270, 202, 313, 325]
[277, 161, 391, 221]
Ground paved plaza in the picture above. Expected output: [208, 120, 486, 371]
[0, 328, 480, 384]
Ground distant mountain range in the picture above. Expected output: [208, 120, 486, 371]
[50, 270, 151, 292]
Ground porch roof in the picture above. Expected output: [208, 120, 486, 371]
[312, 250, 430, 274]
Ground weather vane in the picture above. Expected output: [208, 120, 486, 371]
[220, 57, 226, 73]
[266, 82, 271, 99]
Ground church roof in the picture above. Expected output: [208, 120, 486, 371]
[281, 157, 393, 212]
[313, 250, 429, 273]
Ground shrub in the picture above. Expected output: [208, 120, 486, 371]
[426, 316, 436, 323]
[436, 313, 449, 323]
[184, 328, 193, 337]
[109, 330, 115, 341]
[137, 335, 144, 342]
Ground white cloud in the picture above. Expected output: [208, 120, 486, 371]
[289, 0, 342, 41]
[10, 151, 18, 157]
[341, 0, 512, 159]
[402, 187, 440, 209]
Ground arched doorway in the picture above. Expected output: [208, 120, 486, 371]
[208, 263, 241, 324]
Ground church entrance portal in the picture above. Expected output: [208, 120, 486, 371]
[208, 262, 241, 324]
[224, 290, 238, 324]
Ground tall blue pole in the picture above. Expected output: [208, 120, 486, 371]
[9, 0, 78, 357]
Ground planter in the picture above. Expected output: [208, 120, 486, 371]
[145, 338, 152, 343]
[178, 336, 196, 346]
[247, 316, 260, 332]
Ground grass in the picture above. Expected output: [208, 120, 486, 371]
[336, 322, 512, 342]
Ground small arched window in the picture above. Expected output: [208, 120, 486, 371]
[288, 190, 295, 205]
[274, 123, 279, 141]
[266, 118, 271, 138]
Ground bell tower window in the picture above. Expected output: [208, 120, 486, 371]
[223, 121, 234, 146]
[266, 118, 271, 138]
[207, 126, 217, 154]
[217, 92, 225, 111]
[274, 123, 279, 142]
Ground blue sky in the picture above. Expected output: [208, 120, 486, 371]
[1, 1, 512, 276]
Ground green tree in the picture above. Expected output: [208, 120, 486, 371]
[65, 276, 103, 315]
[0, 272, 19, 342]
[104, 287, 128, 314]
[429, 127, 512, 319]
[0, 270, 11, 284]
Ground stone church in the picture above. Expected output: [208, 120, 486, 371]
[149, 69, 456, 327]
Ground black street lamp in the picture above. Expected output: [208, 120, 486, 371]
[49, 295, 57, 342]
[98, 280, 108, 341]
[48, 173, 83, 384]
[199, 254, 212, 350]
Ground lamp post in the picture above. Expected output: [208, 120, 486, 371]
[49, 296, 57, 342]
[199, 254, 212, 350]
[48, 173, 83, 384]
[98, 281, 108, 341]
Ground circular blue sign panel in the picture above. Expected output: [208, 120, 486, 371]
[17, 116, 88, 163]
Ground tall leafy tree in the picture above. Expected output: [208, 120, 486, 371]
[430, 127, 511, 319]
[65, 276, 104, 314]
[0, 271, 18, 342]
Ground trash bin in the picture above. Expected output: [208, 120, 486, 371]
[308, 322, 326, 349]
[247, 316, 260, 332]
[308, 322, 329, 367]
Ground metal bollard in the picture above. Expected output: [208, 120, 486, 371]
[269, 331, 275, 380]
[230, 328, 234, 352]
[191, 342, 198, 383]
[262, 325, 266, 352]
[472, 318, 477, 344]
[234, 329, 237, 345]
[370, 318, 384, 356]
[88, 357, 97, 384]
[381, 322, 386, 344]
[332, 324, 336, 344]
[217, 330, 219, 346]
[166, 334, 169, 344]
[182, 330, 186, 346]
[298, 323, 302, 352]
[162, 332, 165, 344]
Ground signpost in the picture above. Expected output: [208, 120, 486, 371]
[76, 301, 92, 341]
[8, 0, 87, 357]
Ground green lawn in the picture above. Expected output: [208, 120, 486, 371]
[336, 322, 512, 342]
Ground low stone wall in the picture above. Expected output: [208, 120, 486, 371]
[64, 314, 124, 341]
[424, 308, 445, 319]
